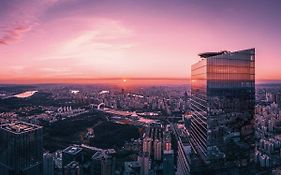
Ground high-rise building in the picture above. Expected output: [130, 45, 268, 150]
[140, 152, 151, 175]
[123, 161, 141, 175]
[91, 149, 116, 175]
[143, 137, 153, 156]
[62, 146, 83, 175]
[43, 152, 55, 175]
[163, 131, 172, 151]
[176, 135, 191, 175]
[163, 150, 174, 175]
[64, 161, 81, 175]
[0, 122, 43, 175]
[140, 125, 170, 174]
[190, 49, 255, 173]
[153, 139, 162, 161]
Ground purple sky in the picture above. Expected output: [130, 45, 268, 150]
[0, 0, 281, 83]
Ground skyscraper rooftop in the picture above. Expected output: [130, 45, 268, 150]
[0, 122, 42, 134]
[198, 48, 254, 59]
[198, 51, 230, 58]
[63, 146, 83, 155]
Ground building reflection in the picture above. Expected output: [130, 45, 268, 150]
[190, 49, 255, 174]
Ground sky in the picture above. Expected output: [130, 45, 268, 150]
[0, 0, 281, 84]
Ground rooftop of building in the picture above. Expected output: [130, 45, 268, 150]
[124, 161, 141, 168]
[91, 149, 116, 160]
[63, 145, 82, 155]
[199, 51, 230, 58]
[92, 151, 109, 160]
[64, 161, 79, 168]
[144, 125, 164, 140]
[0, 121, 41, 134]
[124, 161, 141, 173]
[164, 150, 174, 154]
[198, 48, 255, 58]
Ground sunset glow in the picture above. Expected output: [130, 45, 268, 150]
[1, 0, 281, 84]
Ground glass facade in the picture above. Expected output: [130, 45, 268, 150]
[190, 49, 255, 172]
[0, 122, 43, 175]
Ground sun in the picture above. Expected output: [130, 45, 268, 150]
[123, 79, 127, 83]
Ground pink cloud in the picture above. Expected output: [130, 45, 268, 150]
[0, 23, 33, 45]
[0, 0, 60, 46]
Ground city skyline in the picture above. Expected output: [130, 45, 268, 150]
[1, 47, 281, 174]
[1, 0, 281, 84]
[1, 1, 281, 173]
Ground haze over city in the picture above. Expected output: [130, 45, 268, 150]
[1, 0, 281, 84]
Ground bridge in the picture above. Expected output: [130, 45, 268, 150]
[89, 103, 105, 110]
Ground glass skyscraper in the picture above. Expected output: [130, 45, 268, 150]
[0, 122, 43, 175]
[190, 48, 255, 173]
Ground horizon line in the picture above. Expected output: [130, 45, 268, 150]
[0, 77, 281, 85]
